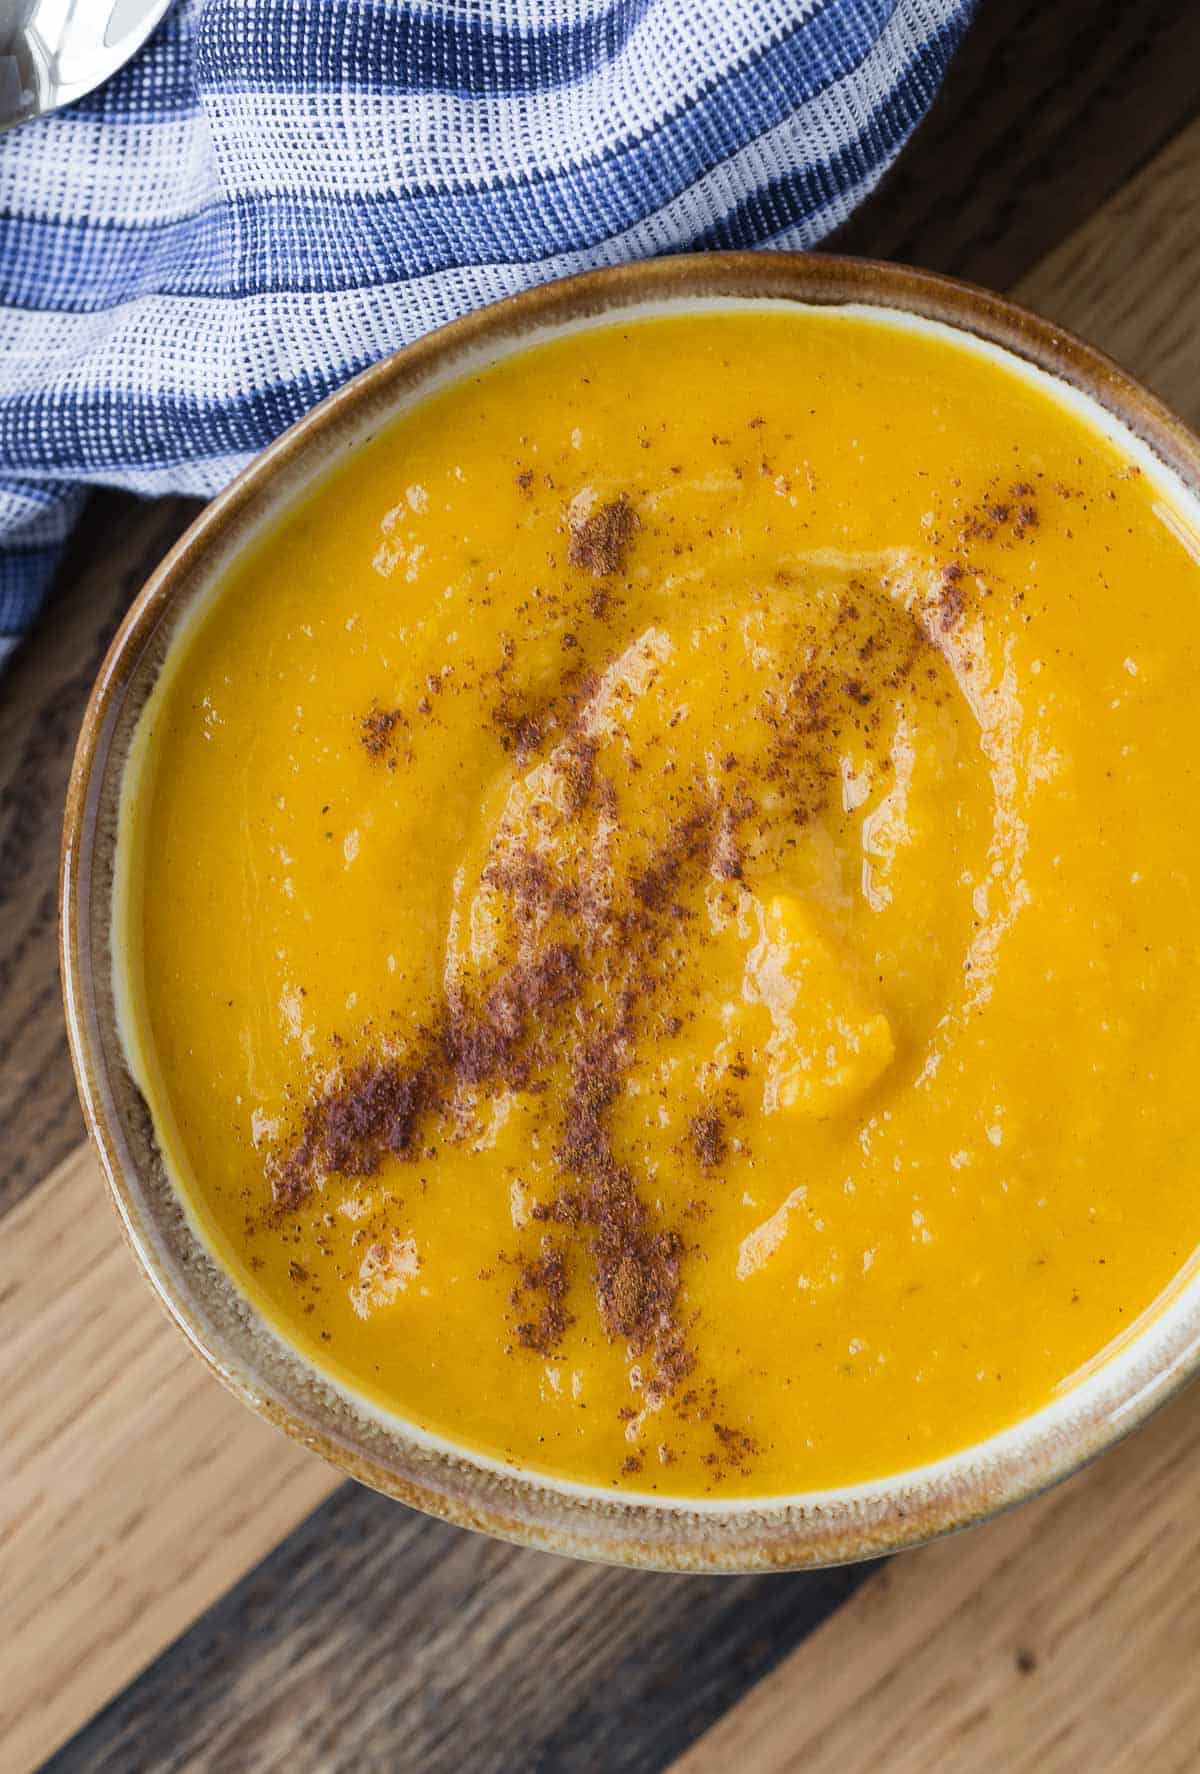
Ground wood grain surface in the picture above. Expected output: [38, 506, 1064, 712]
[1, 1147, 339, 1773]
[1020, 118, 1200, 434]
[673, 1387, 1200, 1774]
[0, 495, 199, 1214]
[832, 0, 1200, 291]
[4, 4, 1200, 1771]
[44, 1476, 873, 1774]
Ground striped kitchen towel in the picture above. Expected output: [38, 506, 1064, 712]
[0, 0, 974, 662]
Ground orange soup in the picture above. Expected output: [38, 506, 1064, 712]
[117, 307, 1200, 1496]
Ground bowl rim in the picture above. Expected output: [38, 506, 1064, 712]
[60, 250, 1200, 1572]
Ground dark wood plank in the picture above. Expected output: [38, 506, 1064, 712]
[43, 1490, 875, 1774]
[831, 0, 1200, 288]
[0, 493, 199, 1214]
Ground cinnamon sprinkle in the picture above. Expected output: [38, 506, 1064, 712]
[934, 561, 967, 632]
[689, 1109, 726, 1170]
[270, 1056, 431, 1207]
[567, 493, 639, 576]
[359, 704, 407, 759]
[510, 1236, 572, 1354]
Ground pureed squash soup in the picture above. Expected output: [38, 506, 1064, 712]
[116, 304, 1200, 1500]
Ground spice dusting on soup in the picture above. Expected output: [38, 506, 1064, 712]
[119, 310, 1200, 1496]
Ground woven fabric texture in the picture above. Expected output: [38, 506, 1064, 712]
[0, 0, 974, 658]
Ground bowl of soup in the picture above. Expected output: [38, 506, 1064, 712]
[61, 254, 1200, 1569]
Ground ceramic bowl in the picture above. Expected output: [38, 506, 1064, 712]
[61, 253, 1200, 1571]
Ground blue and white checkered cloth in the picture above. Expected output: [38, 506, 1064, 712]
[0, 0, 974, 662]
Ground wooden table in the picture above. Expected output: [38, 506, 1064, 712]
[5, 4, 1200, 1767]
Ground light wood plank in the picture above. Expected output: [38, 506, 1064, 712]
[672, 113, 1200, 1774]
[0, 1145, 340, 1774]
